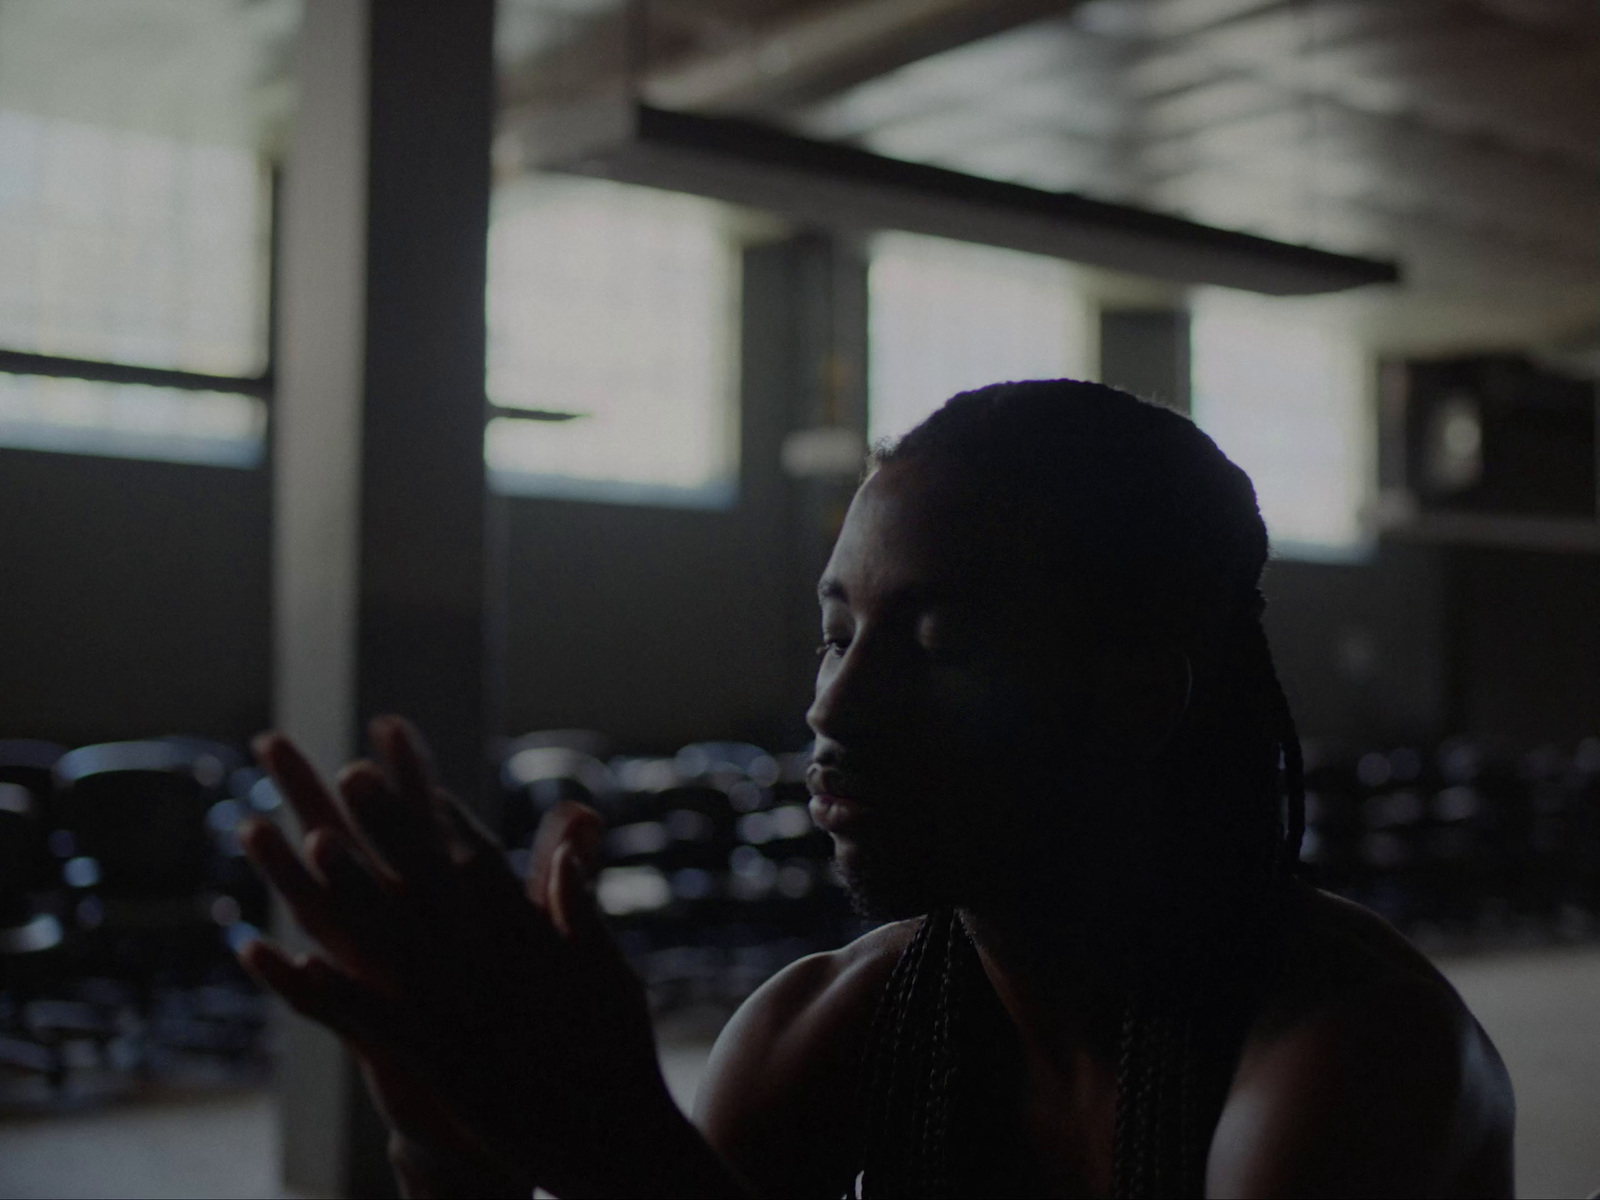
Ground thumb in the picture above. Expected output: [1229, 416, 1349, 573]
[547, 840, 606, 943]
[526, 801, 603, 911]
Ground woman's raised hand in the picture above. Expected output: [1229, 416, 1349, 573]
[236, 716, 692, 1197]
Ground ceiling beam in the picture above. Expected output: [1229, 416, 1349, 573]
[499, 0, 1082, 119]
[515, 99, 1399, 294]
[642, 0, 1079, 115]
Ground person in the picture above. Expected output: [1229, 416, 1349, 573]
[239, 381, 1515, 1198]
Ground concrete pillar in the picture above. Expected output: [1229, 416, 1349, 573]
[271, 1, 496, 1193]
[1099, 308, 1191, 415]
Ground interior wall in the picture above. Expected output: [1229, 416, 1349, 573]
[4, 310, 1596, 761]
[1262, 540, 1450, 747]
[1448, 545, 1600, 741]
[7, 454, 1597, 758]
[0, 447, 272, 747]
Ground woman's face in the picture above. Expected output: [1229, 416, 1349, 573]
[804, 460, 1128, 919]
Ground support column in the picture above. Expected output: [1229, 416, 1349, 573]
[752, 233, 870, 729]
[1099, 308, 1191, 415]
[272, 1, 496, 1194]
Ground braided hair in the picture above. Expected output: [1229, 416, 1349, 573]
[854, 381, 1306, 1198]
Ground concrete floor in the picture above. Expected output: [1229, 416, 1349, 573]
[1, 947, 1596, 1199]
[1438, 946, 1600, 1200]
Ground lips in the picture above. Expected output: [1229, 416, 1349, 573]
[808, 792, 869, 834]
[806, 763, 876, 834]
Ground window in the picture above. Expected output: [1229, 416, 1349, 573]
[0, 375, 264, 468]
[867, 232, 1092, 446]
[485, 174, 740, 507]
[0, 0, 288, 467]
[1191, 289, 1372, 558]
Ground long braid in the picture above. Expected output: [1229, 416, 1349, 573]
[1106, 607, 1305, 1199]
[860, 910, 974, 1197]
[854, 380, 1310, 1197]
[1267, 647, 1308, 875]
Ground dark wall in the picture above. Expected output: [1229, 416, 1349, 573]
[1262, 538, 1600, 748]
[501, 498, 796, 753]
[1263, 541, 1450, 746]
[7, 446, 1597, 756]
[1448, 545, 1600, 740]
[0, 447, 272, 746]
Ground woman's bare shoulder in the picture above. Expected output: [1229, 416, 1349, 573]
[1210, 885, 1515, 1196]
[691, 920, 917, 1197]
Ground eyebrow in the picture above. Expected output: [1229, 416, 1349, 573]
[817, 576, 976, 609]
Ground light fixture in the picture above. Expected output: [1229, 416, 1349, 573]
[511, 99, 1399, 297]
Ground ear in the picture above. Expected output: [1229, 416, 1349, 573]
[1088, 642, 1192, 755]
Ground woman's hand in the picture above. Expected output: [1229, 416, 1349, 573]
[236, 717, 697, 1197]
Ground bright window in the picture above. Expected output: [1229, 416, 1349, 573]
[867, 232, 1091, 446]
[0, 0, 289, 468]
[0, 111, 268, 376]
[485, 174, 740, 507]
[1190, 289, 1372, 558]
[0, 374, 264, 467]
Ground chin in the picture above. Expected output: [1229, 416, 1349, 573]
[833, 836, 964, 922]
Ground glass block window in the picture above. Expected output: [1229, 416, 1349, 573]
[485, 174, 740, 507]
[867, 232, 1092, 446]
[1191, 289, 1372, 558]
[0, 374, 265, 467]
[0, 0, 291, 468]
[0, 112, 269, 376]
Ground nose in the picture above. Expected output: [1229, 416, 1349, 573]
[806, 637, 889, 747]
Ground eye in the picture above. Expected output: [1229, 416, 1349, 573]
[816, 637, 850, 659]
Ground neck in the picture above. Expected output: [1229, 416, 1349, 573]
[958, 902, 1130, 1078]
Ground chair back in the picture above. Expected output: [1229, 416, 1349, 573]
[0, 740, 64, 898]
[500, 744, 619, 848]
[54, 742, 215, 900]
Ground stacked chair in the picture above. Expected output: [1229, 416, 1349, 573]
[7, 725, 1598, 1087]
[500, 728, 1600, 1017]
[0, 737, 273, 1101]
[502, 735, 860, 1015]
[0, 741, 69, 1085]
[1301, 735, 1600, 946]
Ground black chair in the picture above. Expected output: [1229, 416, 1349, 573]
[52, 740, 257, 1070]
[0, 797, 69, 1090]
[0, 741, 77, 1088]
[500, 742, 620, 855]
[54, 741, 218, 908]
[0, 740, 66, 895]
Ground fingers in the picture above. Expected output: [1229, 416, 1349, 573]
[241, 816, 332, 920]
[433, 788, 502, 864]
[241, 818, 395, 984]
[253, 732, 349, 836]
[526, 802, 603, 911]
[306, 827, 397, 930]
[239, 940, 405, 1051]
[372, 715, 438, 814]
[340, 757, 450, 884]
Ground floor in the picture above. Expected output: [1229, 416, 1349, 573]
[1437, 946, 1600, 1200]
[1, 948, 1596, 1199]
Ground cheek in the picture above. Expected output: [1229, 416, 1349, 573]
[926, 667, 1043, 756]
